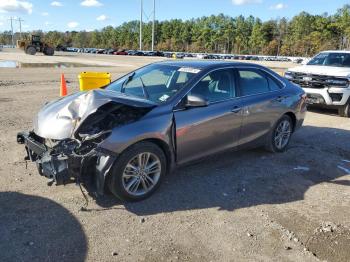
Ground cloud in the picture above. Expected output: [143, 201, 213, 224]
[96, 14, 108, 21]
[81, 0, 102, 7]
[67, 21, 79, 28]
[270, 3, 287, 10]
[232, 0, 262, 5]
[41, 12, 49, 16]
[0, 22, 3, 26]
[0, 0, 33, 14]
[51, 1, 63, 7]
[44, 21, 51, 26]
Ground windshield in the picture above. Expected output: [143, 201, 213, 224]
[107, 64, 199, 103]
[307, 52, 350, 67]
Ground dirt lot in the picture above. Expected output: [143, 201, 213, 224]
[0, 50, 349, 262]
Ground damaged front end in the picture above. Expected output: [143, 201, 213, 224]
[17, 131, 116, 194]
[17, 90, 155, 195]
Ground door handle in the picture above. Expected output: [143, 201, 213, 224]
[231, 106, 242, 113]
[275, 96, 288, 102]
[274, 96, 286, 102]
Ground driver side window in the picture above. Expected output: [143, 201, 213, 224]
[189, 69, 235, 103]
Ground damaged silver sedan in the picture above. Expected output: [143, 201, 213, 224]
[17, 61, 307, 201]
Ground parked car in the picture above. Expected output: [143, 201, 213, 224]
[175, 53, 185, 59]
[184, 53, 194, 58]
[95, 49, 105, 54]
[132, 51, 145, 56]
[126, 50, 137, 55]
[17, 61, 306, 201]
[285, 50, 350, 117]
[87, 48, 97, 53]
[56, 45, 67, 51]
[114, 49, 128, 55]
[146, 51, 164, 57]
[163, 52, 173, 58]
[103, 48, 116, 55]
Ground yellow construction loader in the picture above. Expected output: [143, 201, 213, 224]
[17, 35, 54, 56]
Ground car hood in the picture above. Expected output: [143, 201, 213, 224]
[288, 65, 350, 77]
[34, 89, 156, 140]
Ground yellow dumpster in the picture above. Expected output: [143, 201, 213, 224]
[78, 72, 111, 91]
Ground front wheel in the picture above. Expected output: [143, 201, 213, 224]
[26, 46, 36, 55]
[108, 142, 167, 202]
[265, 115, 293, 153]
[338, 103, 350, 118]
[43, 47, 54, 56]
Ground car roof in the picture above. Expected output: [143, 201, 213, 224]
[320, 50, 350, 54]
[156, 60, 265, 70]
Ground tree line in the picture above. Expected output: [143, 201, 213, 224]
[1, 5, 349, 57]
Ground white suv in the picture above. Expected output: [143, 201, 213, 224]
[285, 51, 350, 117]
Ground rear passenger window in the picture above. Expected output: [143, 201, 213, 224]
[238, 69, 269, 96]
[267, 76, 282, 91]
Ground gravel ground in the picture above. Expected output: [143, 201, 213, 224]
[0, 51, 349, 262]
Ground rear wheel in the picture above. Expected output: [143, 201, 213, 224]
[25, 46, 36, 55]
[265, 115, 293, 153]
[338, 103, 350, 118]
[108, 142, 167, 202]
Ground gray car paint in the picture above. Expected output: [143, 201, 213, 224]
[34, 89, 156, 140]
[33, 61, 306, 168]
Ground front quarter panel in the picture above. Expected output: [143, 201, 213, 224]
[98, 110, 174, 155]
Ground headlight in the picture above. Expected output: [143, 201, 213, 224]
[284, 71, 294, 80]
[325, 78, 349, 87]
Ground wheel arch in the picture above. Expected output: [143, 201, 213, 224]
[284, 111, 297, 132]
[130, 138, 175, 174]
[102, 137, 175, 194]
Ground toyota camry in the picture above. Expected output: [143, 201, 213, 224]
[17, 61, 307, 201]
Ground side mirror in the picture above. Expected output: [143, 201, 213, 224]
[185, 94, 208, 108]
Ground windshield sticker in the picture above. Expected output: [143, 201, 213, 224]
[159, 94, 170, 102]
[178, 67, 201, 74]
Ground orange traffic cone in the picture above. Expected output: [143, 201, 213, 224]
[60, 73, 68, 97]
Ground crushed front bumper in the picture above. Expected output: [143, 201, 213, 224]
[17, 131, 80, 185]
[17, 131, 116, 194]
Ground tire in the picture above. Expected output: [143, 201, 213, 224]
[265, 115, 293, 153]
[108, 142, 167, 202]
[43, 47, 54, 56]
[338, 103, 350, 118]
[26, 46, 36, 55]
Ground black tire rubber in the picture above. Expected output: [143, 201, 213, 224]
[108, 142, 167, 202]
[26, 46, 37, 55]
[338, 103, 350, 118]
[43, 47, 54, 56]
[265, 115, 293, 153]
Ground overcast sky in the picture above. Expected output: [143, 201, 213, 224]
[0, 0, 348, 32]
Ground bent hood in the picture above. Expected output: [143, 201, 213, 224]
[34, 89, 156, 140]
[288, 65, 350, 77]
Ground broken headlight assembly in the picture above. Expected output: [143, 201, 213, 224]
[17, 101, 152, 191]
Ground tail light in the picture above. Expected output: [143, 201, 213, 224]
[299, 93, 307, 111]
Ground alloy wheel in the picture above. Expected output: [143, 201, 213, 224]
[122, 152, 161, 196]
[274, 120, 292, 150]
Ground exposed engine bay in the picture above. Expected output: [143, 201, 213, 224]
[17, 90, 154, 196]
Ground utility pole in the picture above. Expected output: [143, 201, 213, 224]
[17, 18, 24, 39]
[151, 0, 155, 51]
[9, 17, 14, 47]
[139, 0, 143, 51]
